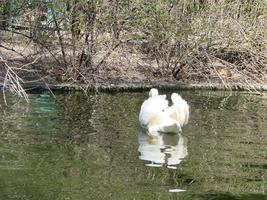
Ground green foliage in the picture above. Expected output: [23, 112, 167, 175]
[0, 4, 4, 14]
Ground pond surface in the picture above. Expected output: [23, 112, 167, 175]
[0, 90, 266, 200]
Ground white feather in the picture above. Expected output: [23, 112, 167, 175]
[139, 89, 189, 134]
[139, 88, 168, 128]
[165, 93, 190, 127]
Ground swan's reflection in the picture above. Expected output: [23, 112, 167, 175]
[138, 131, 188, 169]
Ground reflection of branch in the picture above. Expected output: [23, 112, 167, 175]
[219, 93, 232, 110]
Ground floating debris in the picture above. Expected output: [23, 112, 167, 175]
[169, 189, 186, 193]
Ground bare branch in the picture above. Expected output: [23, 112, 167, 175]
[0, 44, 26, 58]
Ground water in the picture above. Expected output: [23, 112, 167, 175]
[0, 91, 266, 200]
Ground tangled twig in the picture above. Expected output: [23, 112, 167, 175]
[1, 56, 29, 104]
[174, 45, 267, 92]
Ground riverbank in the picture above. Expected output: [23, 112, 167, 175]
[1, 1, 266, 95]
[18, 81, 267, 93]
[1, 43, 267, 95]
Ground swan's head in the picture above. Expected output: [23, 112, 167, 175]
[149, 88, 159, 97]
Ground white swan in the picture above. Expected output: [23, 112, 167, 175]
[139, 88, 182, 134]
[165, 93, 190, 127]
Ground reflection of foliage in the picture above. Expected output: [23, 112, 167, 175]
[0, 91, 266, 199]
[183, 91, 267, 195]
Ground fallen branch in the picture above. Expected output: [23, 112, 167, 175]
[1, 56, 29, 104]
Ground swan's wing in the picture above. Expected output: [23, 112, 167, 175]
[179, 98, 189, 125]
[139, 97, 169, 127]
[170, 93, 190, 126]
[149, 113, 181, 134]
[158, 117, 181, 133]
[182, 101, 190, 125]
[164, 105, 176, 116]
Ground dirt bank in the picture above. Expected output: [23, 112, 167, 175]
[1, 40, 267, 94]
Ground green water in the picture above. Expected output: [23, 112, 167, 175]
[0, 91, 266, 200]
